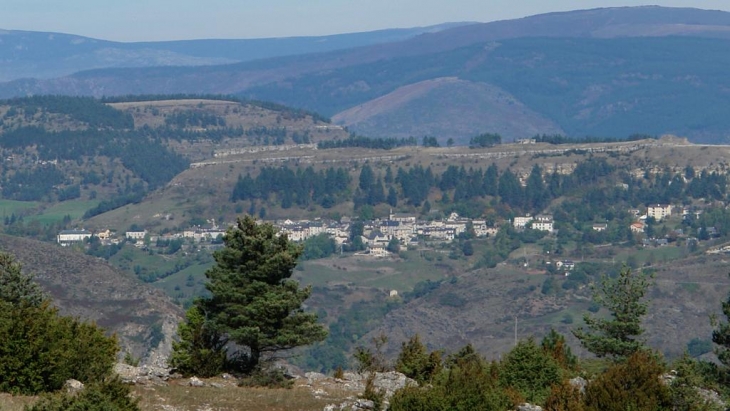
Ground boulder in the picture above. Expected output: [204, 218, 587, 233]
[306, 371, 328, 385]
[63, 379, 84, 394]
[371, 371, 414, 398]
[320, 371, 416, 411]
[189, 376, 205, 387]
[569, 376, 587, 394]
[516, 404, 543, 411]
[696, 387, 725, 409]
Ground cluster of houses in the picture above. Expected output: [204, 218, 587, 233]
[276, 211, 499, 257]
[56, 222, 227, 247]
[57, 203, 715, 261]
[629, 204, 673, 233]
[57, 212, 501, 257]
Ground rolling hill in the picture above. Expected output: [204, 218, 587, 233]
[0, 23, 468, 82]
[331, 77, 564, 143]
[3, 7, 730, 142]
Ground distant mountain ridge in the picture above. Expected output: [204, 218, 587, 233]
[0, 22, 470, 82]
[4, 7, 730, 142]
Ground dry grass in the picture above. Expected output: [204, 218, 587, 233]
[0, 379, 353, 411]
[0, 393, 38, 410]
[132, 378, 353, 411]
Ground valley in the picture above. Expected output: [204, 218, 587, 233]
[5, 4, 730, 411]
[0, 94, 728, 372]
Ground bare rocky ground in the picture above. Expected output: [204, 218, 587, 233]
[113, 363, 414, 411]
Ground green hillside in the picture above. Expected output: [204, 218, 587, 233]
[0, 95, 348, 237]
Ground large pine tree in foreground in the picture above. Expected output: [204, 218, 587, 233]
[174, 215, 327, 374]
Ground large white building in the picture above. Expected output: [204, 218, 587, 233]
[57, 229, 92, 245]
[513, 216, 533, 229]
[647, 204, 672, 221]
[532, 215, 554, 232]
[125, 230, 147, 240]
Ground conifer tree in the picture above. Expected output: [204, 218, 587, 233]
[199, 215, 327, 370]
[0, 251, 46, 307]
[712, 273, 730, 374]
[572, 267, 652, 359]
[169, 305, 227, 377]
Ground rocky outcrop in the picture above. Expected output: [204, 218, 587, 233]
[317, 371, 416, 411]
[113, 363, 172, 385]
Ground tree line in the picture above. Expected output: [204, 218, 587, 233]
[231, 166, 352, 209]
[100, 94, 332, 124]
[318, 135, 418, 150]
[1, 95, 134, 129]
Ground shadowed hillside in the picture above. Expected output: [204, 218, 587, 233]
[0, 23, 469, 82]
[0, 234, 182, 363]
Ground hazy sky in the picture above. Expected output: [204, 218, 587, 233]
[3, 0, 730, 42]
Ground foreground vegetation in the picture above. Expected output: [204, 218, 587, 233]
[0, 251, 139, 410]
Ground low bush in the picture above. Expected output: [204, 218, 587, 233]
[25, 377, 138, 411]
[584, 350, 671, 411]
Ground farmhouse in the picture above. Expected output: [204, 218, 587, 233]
[630, 222, 646, 233]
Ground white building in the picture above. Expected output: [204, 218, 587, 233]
[57, 229, 92, 245]
[125, 230, 147, 240]
[389, 212, 417, 224]
[532, 215, 554, 232]
[513, 216, 533, 229]
[647, 204, 672, 221]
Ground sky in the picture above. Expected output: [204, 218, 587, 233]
[3, 0, 730, 42]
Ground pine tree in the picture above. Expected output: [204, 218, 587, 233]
[712, 273, 730, 373]
[169, 306, 227, 377]
[200, 215, 327, 370]
[395, 334, 442, 384]
[572, 267, 652, 359]
[0, 251, 46, 307]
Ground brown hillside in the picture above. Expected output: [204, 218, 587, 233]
[367, 254, 730, 360]
[0, 234, 182, 363]
[332, 77, 564, 142]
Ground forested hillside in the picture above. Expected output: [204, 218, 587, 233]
[0, 95, 347, 237]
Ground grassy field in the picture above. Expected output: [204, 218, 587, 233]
[153, 262, 213, 305]
[29, 199, 100, 225]
[0, 393, 37, 411]
[296, 250, 462, 292]
[0, 199, 39, 218]
[132, 381, 349, 411]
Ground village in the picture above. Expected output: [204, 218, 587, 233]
[55, 203, 710, 264]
